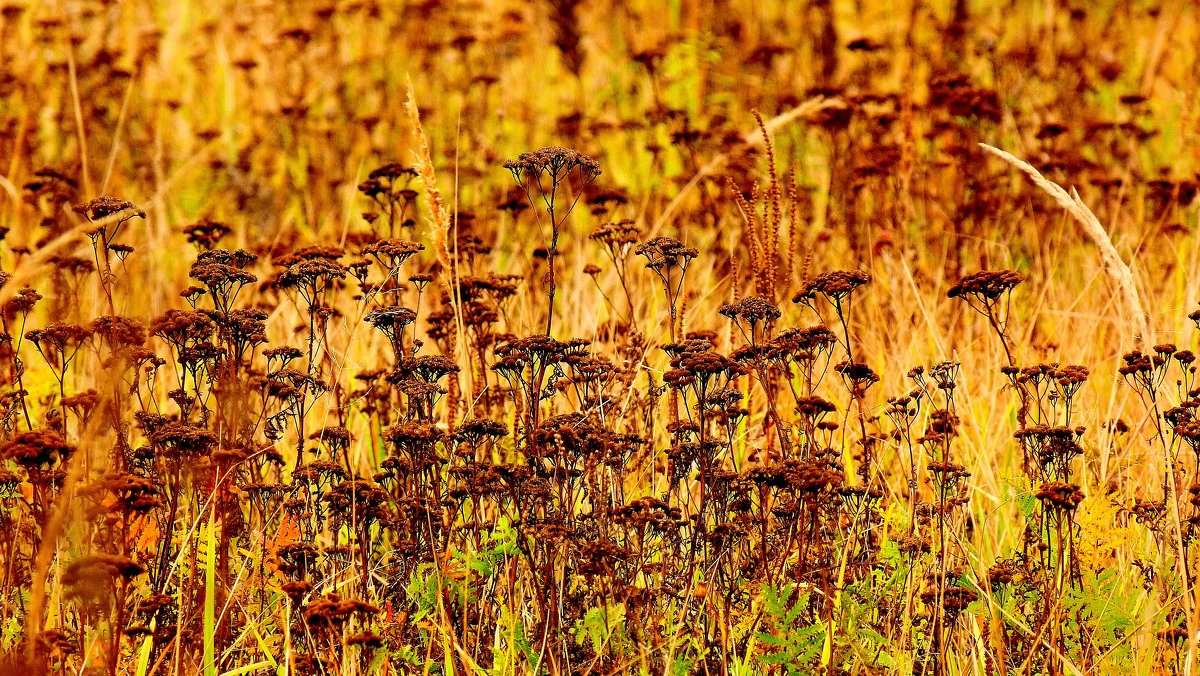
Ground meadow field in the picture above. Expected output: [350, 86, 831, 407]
[1, 0, 1199, 673]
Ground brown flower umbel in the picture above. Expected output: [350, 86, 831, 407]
[503, 146, 601, 186]
[72, 196, 146, 223]
[182, 217, 232, 251]
[359, 163, 420, 236]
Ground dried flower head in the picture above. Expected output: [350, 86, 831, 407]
[3, 429, 74, 469]
[793, 270, 871, 305]
[504, 146, 601, 185]
[73, 195, 146, 222]
[947, 269, 1024, 302]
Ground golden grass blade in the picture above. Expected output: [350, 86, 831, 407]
[405, 79, 464, 425]
[978, 142, 1151, 345]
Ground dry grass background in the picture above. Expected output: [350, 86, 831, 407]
[2, 0, 1200, 674]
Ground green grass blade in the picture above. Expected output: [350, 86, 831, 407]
[134, 619, 155, 676]
[220, 661, 273, 676]
[203, 503, 217, 676]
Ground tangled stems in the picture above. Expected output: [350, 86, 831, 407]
[794, 271, 878, 484]
[1121, 345, 1199, 645]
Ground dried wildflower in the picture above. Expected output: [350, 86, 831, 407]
[311, 425, 352, 456]
[73, 195, 146, 223]
[149, 421, 217, 460]
[504, 146, 601, 185]
[920, 584, 978, 622]
[636, 237, 699, 272]
[151, 309, 214, 346]
[275, 257, 347, 305]
[325, 479, 391, 526]
[281, 580, 313, 604]
[359, 163, 419, 235]
[264, 345, 304, 367]
[929, 75, 1002, 122]
[3, 429, 73, 469]
[585, 219, 641, 317]
[304, 593, 380, 629]
[386, 421, 443, 455]
[1053, 364, 1089, 403]
[211, 308, 268, 362]
[3, 285, 42, 317]
[25, 322, 91, 378]
[291, 461, 345, 487]
[635, 236, 699, 341]
[1035, 481, 1085, 511]
[63, 554, 145, 599]
[836, 360, 879, 396]
[504, 146, 602, 335]
[347, 630, 384, 648]
[795, 395, 837, 419]
[190, 250, 259, 313]
[409, 272, 434, 291]
[22, 167, 77, 201]
[773, 325, 839, 367]
[365, 306, 418, 361]
[947, 270, 1024, 302]
[182, 217, 232, 250]
[721, 296, 781, 345]
[453, 418, 509, 449]
[793, 270, 870, 305]
[362, 238, 424, 275]
[947, 269, 1025, 363]
[1187, 305, 1200, 332]
[84, 472, 161, 514]
[109, 243, 134, 261]
[403, 354, 460, 383]
[897, 534, 932, 556]
[591, 219, 640, 252]
[61, 389, 99, 419]
[278, 542, 320, 579]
